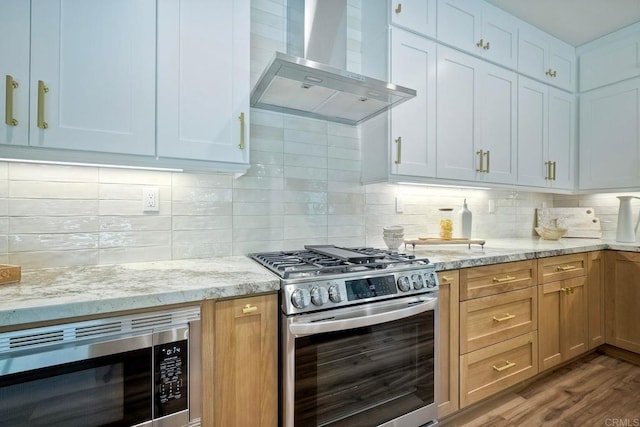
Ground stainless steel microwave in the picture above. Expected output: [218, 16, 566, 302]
[0, 306, 202, 427]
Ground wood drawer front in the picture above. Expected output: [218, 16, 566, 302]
[460, 287, 537, 354]
[460, 260, 537, 300]
[460, 332, 538, 408]
[538, 253, 587, 283]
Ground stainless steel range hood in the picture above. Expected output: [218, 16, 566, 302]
[250, 0, 416, 126]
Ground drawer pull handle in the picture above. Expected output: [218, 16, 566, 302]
[5, 75, 18, 126]
[493, 313, 516, 322]
[493, 275, 515, 283]
[37, 80, 49, 129]
[395, 136, 402, 164]
[441, 275, 454, 283]
[242, 304, 258, 314]
[556, 265, 576, 271]
[561, 287, 575, 294]
[238, 112, 246, 149]
[493, 361, 516, 372]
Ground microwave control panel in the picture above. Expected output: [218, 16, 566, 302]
[154, 339, 188, 417]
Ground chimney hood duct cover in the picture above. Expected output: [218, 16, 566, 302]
[250, 53, 416, 126]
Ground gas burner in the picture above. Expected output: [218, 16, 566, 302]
[250, 245, 429, 279]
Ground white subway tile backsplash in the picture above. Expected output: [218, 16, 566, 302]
[11, 216, 99, 234]
[10, 199, 99, 216]
[100, 216, 171, 232]
[284, 153, 328, 169]
[0, 162, 8, 178]
[234, 202, 284, 216]
[10, 181, 99, 199]
[171, 173, 232, 189]
[232, 215, 284, 229]
[10, 250, 99, 270]
[10, 233, 99, 252]
[171, 201, 232, 216]
[100, 231, 172, 249]
[171, 187, 233, 203]
[234, 188, 283, 203]
[283, 202, 328, 215]
[9, 163, 98, 182]
[172, 215, 232, 231]
[99, 168, 172, 186]
[99, 200, 171, 216]
[284, 166, 327, 181]
[284, 141, 327, 157]
[0, 180, 7, 197]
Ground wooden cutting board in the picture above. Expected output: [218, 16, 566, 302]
[536, 207, 602, 238]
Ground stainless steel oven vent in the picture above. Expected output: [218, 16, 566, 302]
[7, 330, 64, 350]
[75, 321, 122, 338]
[131, 313, 173, 330]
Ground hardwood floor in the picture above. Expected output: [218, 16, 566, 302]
[442, 352, 640, 427]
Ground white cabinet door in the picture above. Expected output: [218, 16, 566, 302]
[579, 78, 640, 190]
[437, 47, 516, 184]
[517, 77, 548, 187]
[157, 0, 250, 165]
[30, 0, 156, 156]
[478, 63, 517, 184]
[0, 0, 30, 146]
[547, 88, 575, 190]
[390, 0, 437, 39]
[436, 47, 479, 182]
[519, 24, 576, 92]
[437, 0, 517, 68]
[389, 30, 437, 177]
[517, 77, 575, 189]
[580, 33, 640, 92]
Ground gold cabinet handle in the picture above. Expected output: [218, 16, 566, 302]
[545, 69, 557, 78]
[493, 360, 516, 372]
[5, 75, 18, 126]
[485, 150, 490, 173]
[556, 265, 576, 271]
[551, 70, 557, 77]
[441, 275, 454, 283]
[561, 287, 569, 293]
[493, 275, 516, 283]
[395, 136, 402, 164]
[493, 313, 516, 322]
[242, 304, 258, 314]
[545, 161, 551, 180]
[395, 3, 401, 13]
[476, 149, 484, 172]
[476, 38, 484, 48]
[37, 80, 49, 129]
[238, 112, 245, 149]
[484, 41, 490, 50]
[552, 161, 557, 181]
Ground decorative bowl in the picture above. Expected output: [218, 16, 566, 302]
[383, 235, 404, 251]
[535, 226, 568, 240]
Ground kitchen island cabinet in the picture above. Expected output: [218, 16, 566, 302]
[587, 251, 605, 349]
[537, 253, 589, 372]
[202, 293, 278, 427]
[605, 251, 640, 354]
[157, 0, 250, 168]
[437, 271, 460, 418]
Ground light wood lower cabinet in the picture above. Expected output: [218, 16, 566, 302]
[587, 251, 605, 349]
[460, 332, 538, 408]
[605, 251, 640, 353]
[437, 271, 459, 418]
[201, 294, 278, 427]
[460, 259, 537, 300]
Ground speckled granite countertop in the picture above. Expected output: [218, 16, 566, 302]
[0, 257, 279, 328]
[3, 239, 640, 329]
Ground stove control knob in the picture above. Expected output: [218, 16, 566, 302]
[412, 274, 425, 290]
[311, 286, 329, 306]
[328, 284, 342, 303]
[425, 272, 437, 288]
[397, 276, 411, 292]
[291, 288, 311, 309]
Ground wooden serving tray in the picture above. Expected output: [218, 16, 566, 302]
[0, 265, 21, 285]
[404, 238, 486, 249]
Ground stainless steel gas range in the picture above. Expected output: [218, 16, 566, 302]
[250, 245, 439, 427]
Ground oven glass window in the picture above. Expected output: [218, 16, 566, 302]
[0, 348, 151, 427]
[294, 311, 435, 427]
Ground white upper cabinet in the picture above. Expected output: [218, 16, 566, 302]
[390, 0, 437, 38]
[389, 30, 437, 178]
[518, 22, 576, 92]
[437, 0, 518, 69]
[157, 0, 250, 167]
[579, 78, 640, 190]
[436, 47, 517, 185]
[579, 24, 640, 92]
[0, 0, 30, 146]
[517, 77, 575, 190]
[30, 0, 156, 155]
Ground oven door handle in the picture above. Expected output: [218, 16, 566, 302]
[288, 297, 437, 336]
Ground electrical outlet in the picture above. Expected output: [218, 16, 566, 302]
[395, 197, 404, 213]
[142, 187, 159, 212]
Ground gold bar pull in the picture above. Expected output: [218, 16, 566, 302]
[493, 275, 516, 283]
[493, 313, 516, 322]
[395, 136, 402, 164]
[484, 41, 490, 50]
[476, 39, 484, 48]
[552, 161, 557, 181]
[545, 161, 551, 180]
[561, 287, 569, 293]
[551, 70, 557, 78]
[242, 304, 258, 314]
[238, 112, 245, 149]
[37, 80, 49, 129]
[5, 75, 18, 126]
[395, 3, 402, 13]
[484, 150, 490, 173]
[556, 265, 576, 271]
[493, 361, 516, 372]
[476, 149, 484, 172]
[441, 275, 454, 283]
[545, 69, 553, 76]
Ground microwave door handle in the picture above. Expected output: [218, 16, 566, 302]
[288, 297, 437, 337]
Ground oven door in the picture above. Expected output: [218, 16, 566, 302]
[282, 294, 437, 427]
